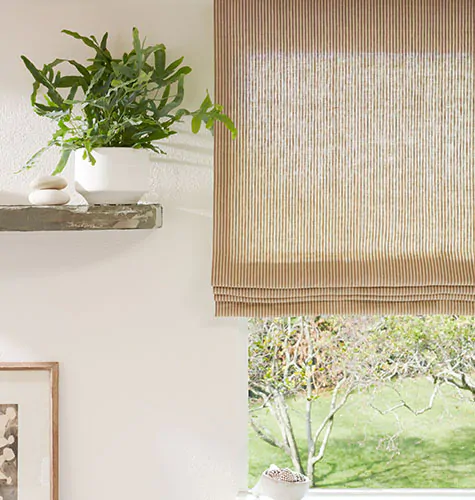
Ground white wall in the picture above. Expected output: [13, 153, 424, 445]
[0, 1, 248, 499]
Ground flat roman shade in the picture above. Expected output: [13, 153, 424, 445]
[212, 0, 475, 317]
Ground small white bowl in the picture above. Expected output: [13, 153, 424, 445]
[259, 473, 310, 500]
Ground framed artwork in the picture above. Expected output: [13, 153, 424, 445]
[0, 363, 58, 500]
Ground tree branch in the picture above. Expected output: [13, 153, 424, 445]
[434, 371, 475, 396]
[311, 378, 354, 449]
[249, 393, 273, 414]
[312, 415, 334, 464]
[370, 381, 441, 416]
[250, 417, 289, 453]
[273, 392, 304, 473]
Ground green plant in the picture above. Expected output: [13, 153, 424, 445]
[21, 28, 237, 174]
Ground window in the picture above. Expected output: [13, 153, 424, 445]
[248, 316, 475, 490]
[212, 2, 475, 493]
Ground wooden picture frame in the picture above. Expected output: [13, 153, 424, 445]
[0, 362, 59, 500]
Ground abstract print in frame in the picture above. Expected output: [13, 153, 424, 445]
[0, 404, 18, 500]
[0, 363, 58, 500]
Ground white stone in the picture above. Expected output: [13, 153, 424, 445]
[28, 189, 70, 206]
[30, 175, 68, 190]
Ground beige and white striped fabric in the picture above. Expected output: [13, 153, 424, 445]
[213, 0, 475, 317]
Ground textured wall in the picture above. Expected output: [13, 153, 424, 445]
[0, 1, 247, 499]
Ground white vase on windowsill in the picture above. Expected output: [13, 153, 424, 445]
[259, 474, 310, 500]
[74, 147, 151, 205]
[253, 467, 310, 500]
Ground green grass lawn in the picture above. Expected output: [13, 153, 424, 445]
[249, 378, 475, 489]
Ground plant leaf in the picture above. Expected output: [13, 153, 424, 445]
[158, 85, 171, 110]
[100, 32, 109, 50]
[52, 149, 72, 175]
[56, 75, 87, 88]
[158, 76, 185, 116]
[191, 115, 202, 134]
[21, 56, 64, 108]
[162, 66, 192, 86]
[214, 113, 237, 139]
[111, 62, 135, 79]
[132, 27, 143, 71]
[20, 146, 51, 172]
[165, 56, 184, 75]
[154, 47, 166, 75]
[66, 85, 79, 102]
[62, 30, 109, 59]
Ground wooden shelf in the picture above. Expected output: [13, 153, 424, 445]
[0, 204, 162, 232]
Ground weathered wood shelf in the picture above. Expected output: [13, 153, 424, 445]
[0, 204, 162, 231]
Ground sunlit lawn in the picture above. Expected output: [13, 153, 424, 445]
[249, 378, 475, 489]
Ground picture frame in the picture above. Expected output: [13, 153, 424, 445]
[0, 363, 59, 500]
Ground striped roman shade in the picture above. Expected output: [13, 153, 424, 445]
[213, 0, 475, 317]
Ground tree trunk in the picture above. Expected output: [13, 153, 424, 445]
[273, 392, 304, 474]
[304, 318, 316, 480]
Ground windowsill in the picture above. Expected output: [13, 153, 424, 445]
[237, 489, 475, 499]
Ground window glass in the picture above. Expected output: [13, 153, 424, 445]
[248, 316, 475, 489]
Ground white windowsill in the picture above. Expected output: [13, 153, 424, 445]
[237, 489, 475, 499]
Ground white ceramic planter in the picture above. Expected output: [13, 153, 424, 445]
[74, 147, 151, 204]
[259, 474, 310, 500]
